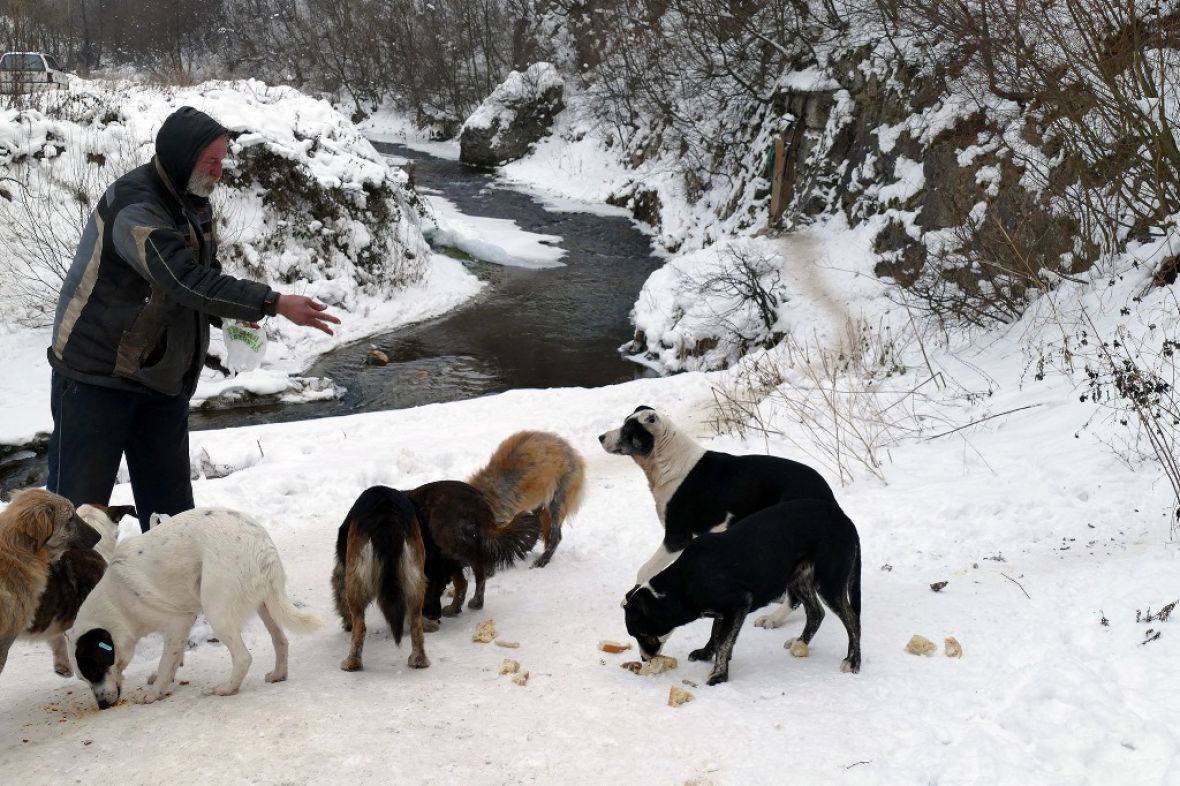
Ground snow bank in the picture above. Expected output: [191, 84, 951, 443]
[422, 193, 565, 269]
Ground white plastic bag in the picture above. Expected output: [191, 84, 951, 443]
[222, 320, 268, 373]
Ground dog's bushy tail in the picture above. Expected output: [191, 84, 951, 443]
[479, 510, 542, 570]
[336, 486, 417, 645]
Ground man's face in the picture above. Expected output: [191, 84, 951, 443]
[187, 136, 228, 197]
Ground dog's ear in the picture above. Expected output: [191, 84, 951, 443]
[14, 494, 58, 547]
[106, 505, 138, 523]
[632, 405, 654, 415]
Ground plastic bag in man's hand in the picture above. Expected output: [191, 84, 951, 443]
[223, 321, 267, 373]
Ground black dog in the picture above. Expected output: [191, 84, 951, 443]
[623, 498, 861, 685]
[600, 406, 836, 628]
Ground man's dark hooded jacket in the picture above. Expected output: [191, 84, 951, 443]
[49, 106, 277, 397]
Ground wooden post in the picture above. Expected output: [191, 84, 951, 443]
[769, 137, 786, 227]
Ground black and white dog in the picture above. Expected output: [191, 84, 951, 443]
[599, 406, 836, 627]
[623, 499, 861, 685]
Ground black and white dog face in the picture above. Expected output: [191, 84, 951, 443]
[72, 628, 122, 709]
[599, 406, 666, 457]
[622, 585, 677, 660]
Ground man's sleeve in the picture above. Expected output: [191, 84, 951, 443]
[111, 201, 276, 321]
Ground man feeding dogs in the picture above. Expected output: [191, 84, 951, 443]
[45, 106, 340, 531]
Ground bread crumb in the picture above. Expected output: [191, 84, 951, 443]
[944, 636, 963, 658]
[494, 639, 519, 649]
[499, 659, 520, 675]
[599, 640, 631, 653]
[512, 671, 529, 686]
[787, 639, 809, 658]
[905, 634, 937, 656]
[472, 619, 496, 643]
[667, 685, 694, 707]
[621, 655, 678, 675]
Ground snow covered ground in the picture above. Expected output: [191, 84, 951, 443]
[2, 313, 1177, 783]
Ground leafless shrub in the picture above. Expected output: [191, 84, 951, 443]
[0, 128, 141, 326]
[710, 319, 957, 484]
[684, 244, 789, 353]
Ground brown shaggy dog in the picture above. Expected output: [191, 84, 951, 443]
[468, 431, 586, 568]
[23, 504, 135, 676]
[0, 489, 100, 676]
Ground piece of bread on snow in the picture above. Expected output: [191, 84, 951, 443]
[905, 634, 936, 656]
[667, 685, 694, 707]
[621, 655, 678, 676]
[944, 636, 963, 658]
[472, 619, 496, 643]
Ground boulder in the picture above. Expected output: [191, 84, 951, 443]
[460, 62, 564, 167]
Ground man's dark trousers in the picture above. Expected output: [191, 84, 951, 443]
[47, 372, 193, 533]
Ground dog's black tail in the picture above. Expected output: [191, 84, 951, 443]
[479, 510, 542, 571]
[336, 486, 416, 645]
[849, 541, 862, 616]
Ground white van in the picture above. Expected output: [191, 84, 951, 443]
[0, 52, 70, 92]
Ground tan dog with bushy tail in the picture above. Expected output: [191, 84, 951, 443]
[468, 431, 585, 569]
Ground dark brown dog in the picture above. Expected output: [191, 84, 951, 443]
[407, 480, 539, 621]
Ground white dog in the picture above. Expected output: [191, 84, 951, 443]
[68, 508, 321, 708]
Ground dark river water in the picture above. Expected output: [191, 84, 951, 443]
[1, 142, 661, 493]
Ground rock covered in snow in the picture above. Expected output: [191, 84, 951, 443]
[460, 62, 564, 167]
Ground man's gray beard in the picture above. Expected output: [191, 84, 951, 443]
[187, 171, 219, 197]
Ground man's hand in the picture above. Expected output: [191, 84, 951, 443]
[275, 294, 341, 335]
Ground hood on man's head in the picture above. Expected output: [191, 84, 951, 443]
[154, 106, 229, 194]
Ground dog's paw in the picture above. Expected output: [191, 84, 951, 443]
[407, 652, 430, 669]
[422, 618, 441, 633]
[467, 597, 484, 610]
[688, 647, 713, 662]
[141, 686, 172, 704]
[841, 658, 860, 674]
[340, 656, 363, 672]
[786, 639, 810, 658]
[212, 682, 240, 697]
[705, 669, 729, 686]
[442, 605, 462, 617]
[531, 556, 551, 569]
[53, 662, 74, 678]
[265, 668, 288, 683]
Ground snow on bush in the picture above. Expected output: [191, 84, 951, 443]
[0, 78, 431, 332]
[626, 238, 790, 373]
